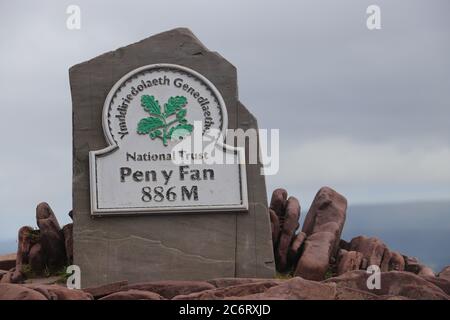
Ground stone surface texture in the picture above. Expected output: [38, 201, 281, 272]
[1, 272, 449, 300]
[295, 187, 347, 280]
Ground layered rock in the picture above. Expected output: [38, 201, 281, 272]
[421, 275, 450, 295]
[125, 280, 215, 299]
[0, 270, 449, 300]
[2, 203, 72, 284]
[0, 283, 47, 300]
[9, 226, 35, 283]
[295, 187, 347, 280]
[336, 250, 363, 275]
[2, 188, 449, 300]
[269, 188, 287, 219]
[348, 236, 387, 268]
[24, 284, 93, 300]
[100, 290, 164, 300]
[207, 277, 280, 288]
[36, 203, 66, 270]
[0, 268, 21, 284]
[28, 243, 44, 274]
[229, 277, 337, 300]
[287, 231, 306, 266]
[0, 283, 92, 300]
[276, 197, 301, 271]
[269, 189, 302, 272]
[439, 266, 450, 281]
[388, 251, 405, 271]
[173, 280, 282, 300]
[83, 280, 129, 299]
[324, 270, 448, 300]
[267, 186, 443, 288]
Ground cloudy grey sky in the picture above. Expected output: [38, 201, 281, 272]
[0, 0, 449, 241]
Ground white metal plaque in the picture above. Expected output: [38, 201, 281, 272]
[89, 64, 248, 215]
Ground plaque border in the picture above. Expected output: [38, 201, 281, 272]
[89, 63, 248, 216]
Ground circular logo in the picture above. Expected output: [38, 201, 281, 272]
[104, 64, 226, 148]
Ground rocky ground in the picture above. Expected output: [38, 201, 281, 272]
[0, 187, 449, 300]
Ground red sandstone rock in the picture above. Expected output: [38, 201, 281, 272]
[36, 203, 66, 269]
[9, 268, 25, 284]
[295, 187, 347, 280]
[25, 284, 93, 300]
[360, 258, 368, 270]
[207, 277, 281, 288]
[438, 266, 450, 281]
[100, 289, 164, 300]
[349, 236, 386, 268]
[417, 265, 435, 277]
[173, 280, 282, 300]
[287, 231, 307, 266]
[228, 277, 336, 300]
[0, 283, 47, 300]
[125, 280, 215, 299]
[0, 269, 20, 284]
[380, 248, 391, 272]
[295, 232, 335, 280]
[388, 251, 405, 271]
[403, 256, 421, 274]
[324, 270, 449, 300]
[28, 243, 44, 274]
[385, 295, 411, 300]
[12, 226, 35, 283]
[339, 239, 350, 251]
[334, 286, 380, 300]
[269, 188, 287, 217]
[337, 250, 363, 275]
[420, 276, 450, 296]
[301, 187, 347, 245]
[276, 196, 300, 272]
[83, 280, 129, 299]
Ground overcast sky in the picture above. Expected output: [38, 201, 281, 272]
[0, 0, 449, 240]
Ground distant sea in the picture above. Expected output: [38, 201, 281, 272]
[342, 201, 450, 273]
[0, 239, 16, 256]
[1, 201, 449, 272]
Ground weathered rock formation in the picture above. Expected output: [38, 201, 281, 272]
[1, 203, 72, 284]
[270, 189, 301, 272]
[439, 266, 450, 281]
[295, 187, 347, 280]
[1, 188, 449, 300]
[336, 250, 363, 275]
[266, 187, 444, 289]
[324, 270, 448, 300]
[99, 289, 164, 300]
[1, 273, 448, 300]
[36, 203, 66, 270]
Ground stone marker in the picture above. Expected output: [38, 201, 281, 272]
[70, 28, 275, 287]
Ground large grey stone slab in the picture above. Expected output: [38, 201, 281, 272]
[70, 28, 275, 287]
